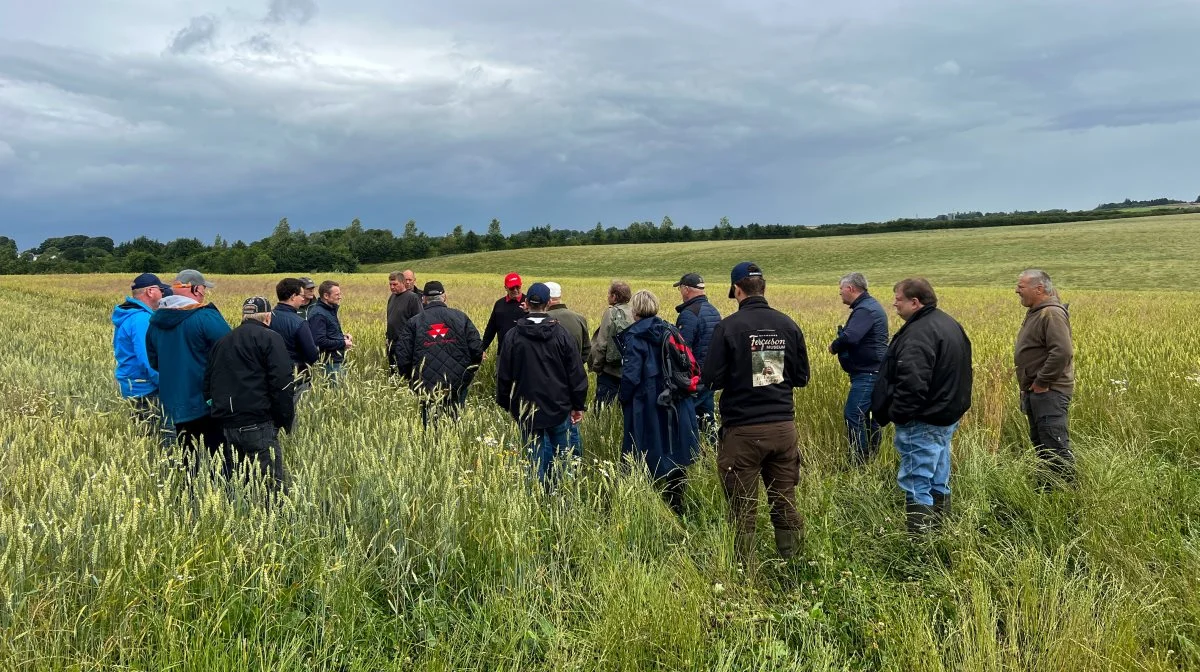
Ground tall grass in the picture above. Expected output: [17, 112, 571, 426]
[0, 274, 1197, 670]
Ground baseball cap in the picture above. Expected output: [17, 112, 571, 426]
[504, 272, 522, 289]
[526, 282, 551, 305]
[298, 277, 316, 289]
[422, 281, 445, 297]
[728, 262, 764, 298]
[672, 273, 705, 289]
[174, 269, 215, 289]
[242, 296, 272, 316]
[544, 281, 562, 298]
[131, 273, 173, 295]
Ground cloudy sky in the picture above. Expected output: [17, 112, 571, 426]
[1, 0, 1198, 249]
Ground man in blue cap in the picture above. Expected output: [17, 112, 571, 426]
[701, 262, 810, 565]
[111, 273, 175, 447]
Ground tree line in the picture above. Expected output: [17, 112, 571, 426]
[3, 203, 1198, 276]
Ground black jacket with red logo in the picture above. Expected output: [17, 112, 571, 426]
[392, 301, 484, 395]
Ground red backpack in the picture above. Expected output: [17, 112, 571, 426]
[659, 323, 701, 402]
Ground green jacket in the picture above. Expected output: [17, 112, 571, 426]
[548, 304, 590, 364]
[1014, 298, 1074, 395]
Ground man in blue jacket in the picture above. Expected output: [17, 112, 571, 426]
[147, 269, 234, 480]
[828, 272, 889, 465]
[112, 272, 174, 447]
[270, 277, 320, 403]
[673, 272, 721, 433]
[307, 280, 352, 384]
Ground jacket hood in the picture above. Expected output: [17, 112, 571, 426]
[1027, 297, 1067, 316]
[149, 301, 220, 330]
[515, 313, 561, 341]
[112, 297, 152, 328]
[626, 315, 670, 343]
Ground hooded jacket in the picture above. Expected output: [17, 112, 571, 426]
[1014, 298, 1074, 395]
[674, 295, 721, 369]
[393, 300, 484, 395]
[204, 320, 296, 431]
[112, 297, 159, 398]
[146, 302, 232, 424]
[871, 305, 973, 427]
[495, 313, 588, 429]
[617, 316, 701, 478]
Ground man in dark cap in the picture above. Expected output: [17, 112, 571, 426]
[393, 280, 484, 426]
[296, 277, 317, 319]
[673, 272, 721, 433]
[204, 296, 297, 501]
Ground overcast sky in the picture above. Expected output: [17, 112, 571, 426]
[1, 0, 1198, 249]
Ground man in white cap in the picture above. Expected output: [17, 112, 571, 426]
[545, 281, 590, 455]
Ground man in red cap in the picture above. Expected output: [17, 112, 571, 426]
[481, 272, 527, 354]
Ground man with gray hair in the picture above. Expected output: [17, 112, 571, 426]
[828, 272, 889, 465]
[1014, 269, 1075, 488]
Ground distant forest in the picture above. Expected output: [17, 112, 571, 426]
[2, 196, 1198, 276]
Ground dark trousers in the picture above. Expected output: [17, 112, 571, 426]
[1022, 390, 1074, 481]
[420, 386, 470, 428]
[695, 390, 716, 439]
[593, 373, 620, 409]
[223, 423, 289, 499]
[717, 420, 804, 537]
[175, 415, 233, 480]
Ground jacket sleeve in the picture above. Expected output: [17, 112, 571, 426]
[618, 337, 643, 405]
[481, 301, 500, 352]
[265, 337, 296, 432]
[788, 324, 810, 388]
[494, 338, 515, 412]
[393, 318, 416, 379]
[296, 322, 319, 365]
[1035, 308, 1073, 388]
[578, 316, 591, 365]
[830, 306, 870, 353]
[700, 322, 729, 391]
[202, 342, 217, 403]
[132, 315, 158, 385]
[589, 307, 613, 372]
[309, 312, 339, 353]
[565, 333, 589, 411]
[465, 317, 484, 365]
[676, 309, 700, 351]
[888, 335, 936, 424]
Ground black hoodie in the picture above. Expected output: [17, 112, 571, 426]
[495, 313, 588, 429]
[203, 320, 297, 432]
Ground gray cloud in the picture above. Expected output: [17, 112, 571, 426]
[1, 0, 1199, 248]
[265, 0, 318, 26]
[167, 15, 219, 55]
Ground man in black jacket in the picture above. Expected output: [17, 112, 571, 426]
[496, 282, 588, 489]
[270, 278, 319, 402]
[701, 262, 810, 564]
[204, 297, 297, 500]
[307, 280, 352, 384]
[828, 272, 889, 465]
[871, 278, 972, 534]
[386, 270, 423, 373]
[481, 272, 526, 355]
[393, 281, 484, 426]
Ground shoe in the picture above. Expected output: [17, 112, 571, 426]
[905, 502, 936, 535]
[931, 491, 951, 524]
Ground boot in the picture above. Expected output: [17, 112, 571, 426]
[774, 528, 803, 560]
[905, 502, 936, 536]
[931, 491, 951, 525]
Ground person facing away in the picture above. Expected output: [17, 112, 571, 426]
[112, 272, 175, 447]
[870, 277, 973, 535]
[307, 280, 352, 383]
[269, 277, 320, 402]
[203, 296, 297, 501]
[827, 272, 889, 465]
[618, 289, 701, 516]
[393, 280, 484, 426]
[146, 269, 234, 479]
[701, 262, 810, 565]
[672, 272, 721, 433]
[481, 272, 526, 354]
[386, 269, 423, 372]
[1014, 268, 1075, 489]
[587, 280, 634, 408]
[544, 281, 590, 454]
[495, 282, 588, 489]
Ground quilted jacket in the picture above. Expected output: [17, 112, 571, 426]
[392, 301, 484, 394]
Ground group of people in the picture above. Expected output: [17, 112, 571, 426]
[111, 262, 1075, 563]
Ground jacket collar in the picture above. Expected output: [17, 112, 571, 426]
[736, 295, 770, 311]
[897, 304, 936, 332]
[1026, 297, 1065, 316]
[849, 292, 871, 309]
[675, 294, 710, 313]
[274, 303, 298, 314]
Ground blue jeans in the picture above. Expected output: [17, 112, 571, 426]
[522, 420, 573, 488]
[695, 389, 716, 434]
[894, 420, 958, 505]
[323, 361, 344, 385]
[845, 372, 881, 464]
[567, 421, 583, 459]
[593, 373, 620, 409]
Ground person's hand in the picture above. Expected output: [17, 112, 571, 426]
[570, 410, 584, 424]
[827, 343, 836, 354]
[1031, 383, 1049, 394]
[481, 352, 489, 361]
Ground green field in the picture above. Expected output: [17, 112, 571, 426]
[2, 215, 1200, 670]
[368, 213, 1200, 290]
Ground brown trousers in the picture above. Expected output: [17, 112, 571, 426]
[717, 420, 804, 535]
